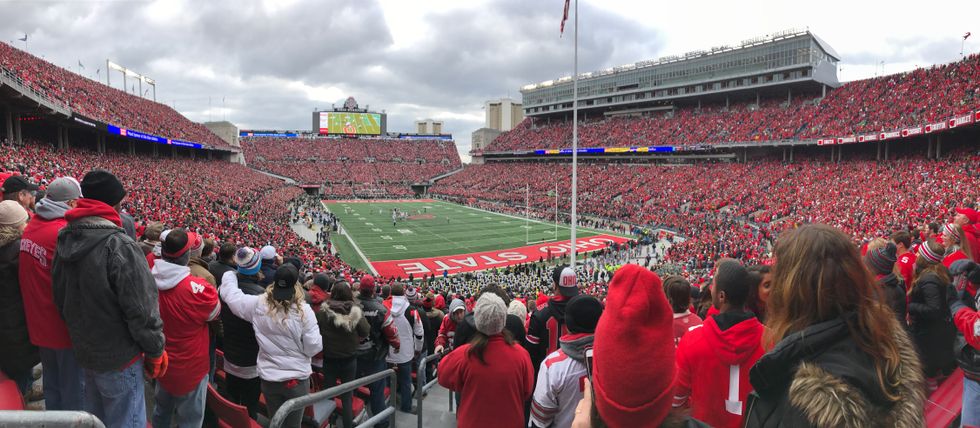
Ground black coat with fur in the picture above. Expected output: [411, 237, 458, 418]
[744, 316, 924, 428]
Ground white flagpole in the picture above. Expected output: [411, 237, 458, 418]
[526, 183, 530, 244]
[554, 182, 558, 238]
[570, 0, 579, 267]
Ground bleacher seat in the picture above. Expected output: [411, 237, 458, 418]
[0, 372, 24, 411]
[206, 384, 261, 428]
[925, 368, 964, 428]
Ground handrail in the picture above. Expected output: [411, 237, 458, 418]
[269, 368, 397, 428]
[415, 351, 446, 428]
[0, 411, 106, 427]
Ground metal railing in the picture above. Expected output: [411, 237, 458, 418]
[269, 368, 397, 428]
[0, 411, 106, 428]
[414, 351, 448, 428]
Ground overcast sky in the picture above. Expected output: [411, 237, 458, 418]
[4, 0, 978, 162]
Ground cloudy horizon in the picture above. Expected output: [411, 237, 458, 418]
[4, 0, 978, 163]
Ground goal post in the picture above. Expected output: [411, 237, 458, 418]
[524, 183, 561, 246]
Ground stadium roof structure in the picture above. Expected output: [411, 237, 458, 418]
[521, 29, 841, 117]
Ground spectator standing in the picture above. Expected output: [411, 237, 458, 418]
[527, 266, 579, 374]
[744, 224, 924, 427]
[355, 274, 400, 427]
[52, 170, 167, 428]
[664, 275, 703, 346]
[0, 200, 37, 395]
[18, 177, 83, 409]
[259, 245, 279, 285]
[151, 229, 221, 428]
[439, 293, 534, 428]
[433, 298, 465, 354]
[674, 259, 765, 428]
[529, 295, 603, 428]
[942, 223, 974, 268]
[423, 294, 444, 381]
[1, 175, 38, 212]
[187, 232, 216, 287]
[219, 265, 322, 427]
[946, 259, 980, 427]
[220, 247, 266, 418]
[865, 243, 907, 325]
[316, 281, 369, 428]
[386, 283, 425, 413]
[453, 285, 528, 350]
[207, 242, 237, 284]
[892, 231, 917, 289]
[954, 207, 980, 261]
[908, 239, 956, 389]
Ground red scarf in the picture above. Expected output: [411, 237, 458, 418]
[65, 198, 123, 227]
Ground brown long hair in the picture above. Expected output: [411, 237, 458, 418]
[911, 239, 951, 294]
[766, 224, 903, 402]
[467, 329, 514, 365]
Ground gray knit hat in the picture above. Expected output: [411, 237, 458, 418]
[474, 293, 507, 335]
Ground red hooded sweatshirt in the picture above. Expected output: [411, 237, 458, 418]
[19, 211, 72, 348]
[673, 312, 765, 428]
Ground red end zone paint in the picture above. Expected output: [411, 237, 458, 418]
[323, 199, 435, 204]
[371, 234, 631, 278]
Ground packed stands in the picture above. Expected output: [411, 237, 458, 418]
[241, 136, 462, 194]
[0, 139, 348, 273]
[0, 43, 233, 150]
[484, 53, 980, 152]
[432, 150, 980, 276]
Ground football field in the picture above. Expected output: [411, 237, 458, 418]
[323, 199, 630, 278]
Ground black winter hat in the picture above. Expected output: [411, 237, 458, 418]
[81, 170, 126, 206]
[564, 294, 604, 334]
[865, 243, 898, 276]
[272, 264, 299, 301]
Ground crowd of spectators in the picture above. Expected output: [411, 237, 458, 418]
[485, 53, 980, 152]
[241, 137, 461, 194]
[0, 42, 232, 150]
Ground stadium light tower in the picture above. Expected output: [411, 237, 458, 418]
[106, 60, 156, 101]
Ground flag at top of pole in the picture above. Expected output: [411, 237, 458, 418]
[560, 0, 571, 36]
[965, 32, 972, 40]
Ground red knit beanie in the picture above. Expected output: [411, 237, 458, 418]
[593, 264, 674, 427]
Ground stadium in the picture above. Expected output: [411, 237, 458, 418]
[1, 4, 980, 428]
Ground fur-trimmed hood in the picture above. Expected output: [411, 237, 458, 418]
[748, 315, 924, 428]
[321, 304, 364, 333]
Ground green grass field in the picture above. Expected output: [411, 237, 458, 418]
[324, 200, 615, 268]
[327, 112, 381, 135]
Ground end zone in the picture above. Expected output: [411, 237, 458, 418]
[371, 234, 631, 278]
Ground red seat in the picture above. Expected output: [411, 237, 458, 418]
[925, 368, 964, 428]
[206, 384, 261, 428]
[334, 396, 366, 418]
[0, 371, 24, 410]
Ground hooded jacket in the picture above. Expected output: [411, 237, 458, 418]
[317, 300, 370, 359]
[52, 199, 165, 372]
[744, 316, 924, 428]
[153, 259, 220, 395]
[908, 271, 956, 375]
[425, 307, 445, 355]
[219, 271, 322, 382]
[386, 296, 424, 364]
[674, 312, 765, 428]
[219, 271, 266, 376]
[877, 273, 907, 327]
[435, 298, 465, 349]
[19, 201, 73, 350]
[0, 236, 39, 378]
[355, 292, 400, 360]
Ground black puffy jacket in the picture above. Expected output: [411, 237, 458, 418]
[0, 239, 39, 378]
[53, 216, 164, 372]
[908, 272, 956, 375]
[219, 273, 265, 368]
[878, 273, 907, 327]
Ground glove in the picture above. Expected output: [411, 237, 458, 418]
[144, 351, 169, 379]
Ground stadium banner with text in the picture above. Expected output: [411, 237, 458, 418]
[323, 198, 435, 204]
[319, 112, 382, 135]
[106, 124, 203, 149]
[240, 131, 299, 137]
[949, 113, 974, 128]
[370, 234, 631, 278]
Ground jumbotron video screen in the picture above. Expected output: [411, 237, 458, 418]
[318, 112, 382, 135]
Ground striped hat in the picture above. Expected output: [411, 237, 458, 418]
[918, 241, 944, 264]
[235, 246, 262, 275]
[943, 223, 961, 243]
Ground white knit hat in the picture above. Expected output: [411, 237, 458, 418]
[0, 200, 28, 226]
[474, 293, 507, 335]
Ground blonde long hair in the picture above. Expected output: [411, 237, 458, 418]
[265, 284, 306, 324]
[766, 224, 904, 402]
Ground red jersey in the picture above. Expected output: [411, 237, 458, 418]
[896, 251, 916, 290]
[672, 311, 703, 346]
[19, 214, 72, 349]
[944, 249, 969, 269]
[154, 261, 220, 395]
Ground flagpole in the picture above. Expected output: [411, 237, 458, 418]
[570, 0, 579, 267]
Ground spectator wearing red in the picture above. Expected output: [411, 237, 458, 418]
[354, 274, 400, 427]
[18, 177, 84, 410]
[530, 294, 603, 428]
[947, 259, 980, 427]
[892, 230, 916, 292]
[954, 207, 980, 261]
[744, 224, 924, 427]
[0, 200, 37, 395]
[942, 223, 973, 268]
[439, 293, 534, 428]
[315, 281, 369, 428]
[151, 229, 220, 428]
[908, 239, 956, 388]
[664, 275, 702, 346]
[433, 298, 465, 354]
[220, 247, 266, 418]
[674, 259, 765, 428]
[864, 242, 907, 326]
[527, 266, 578, 376]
